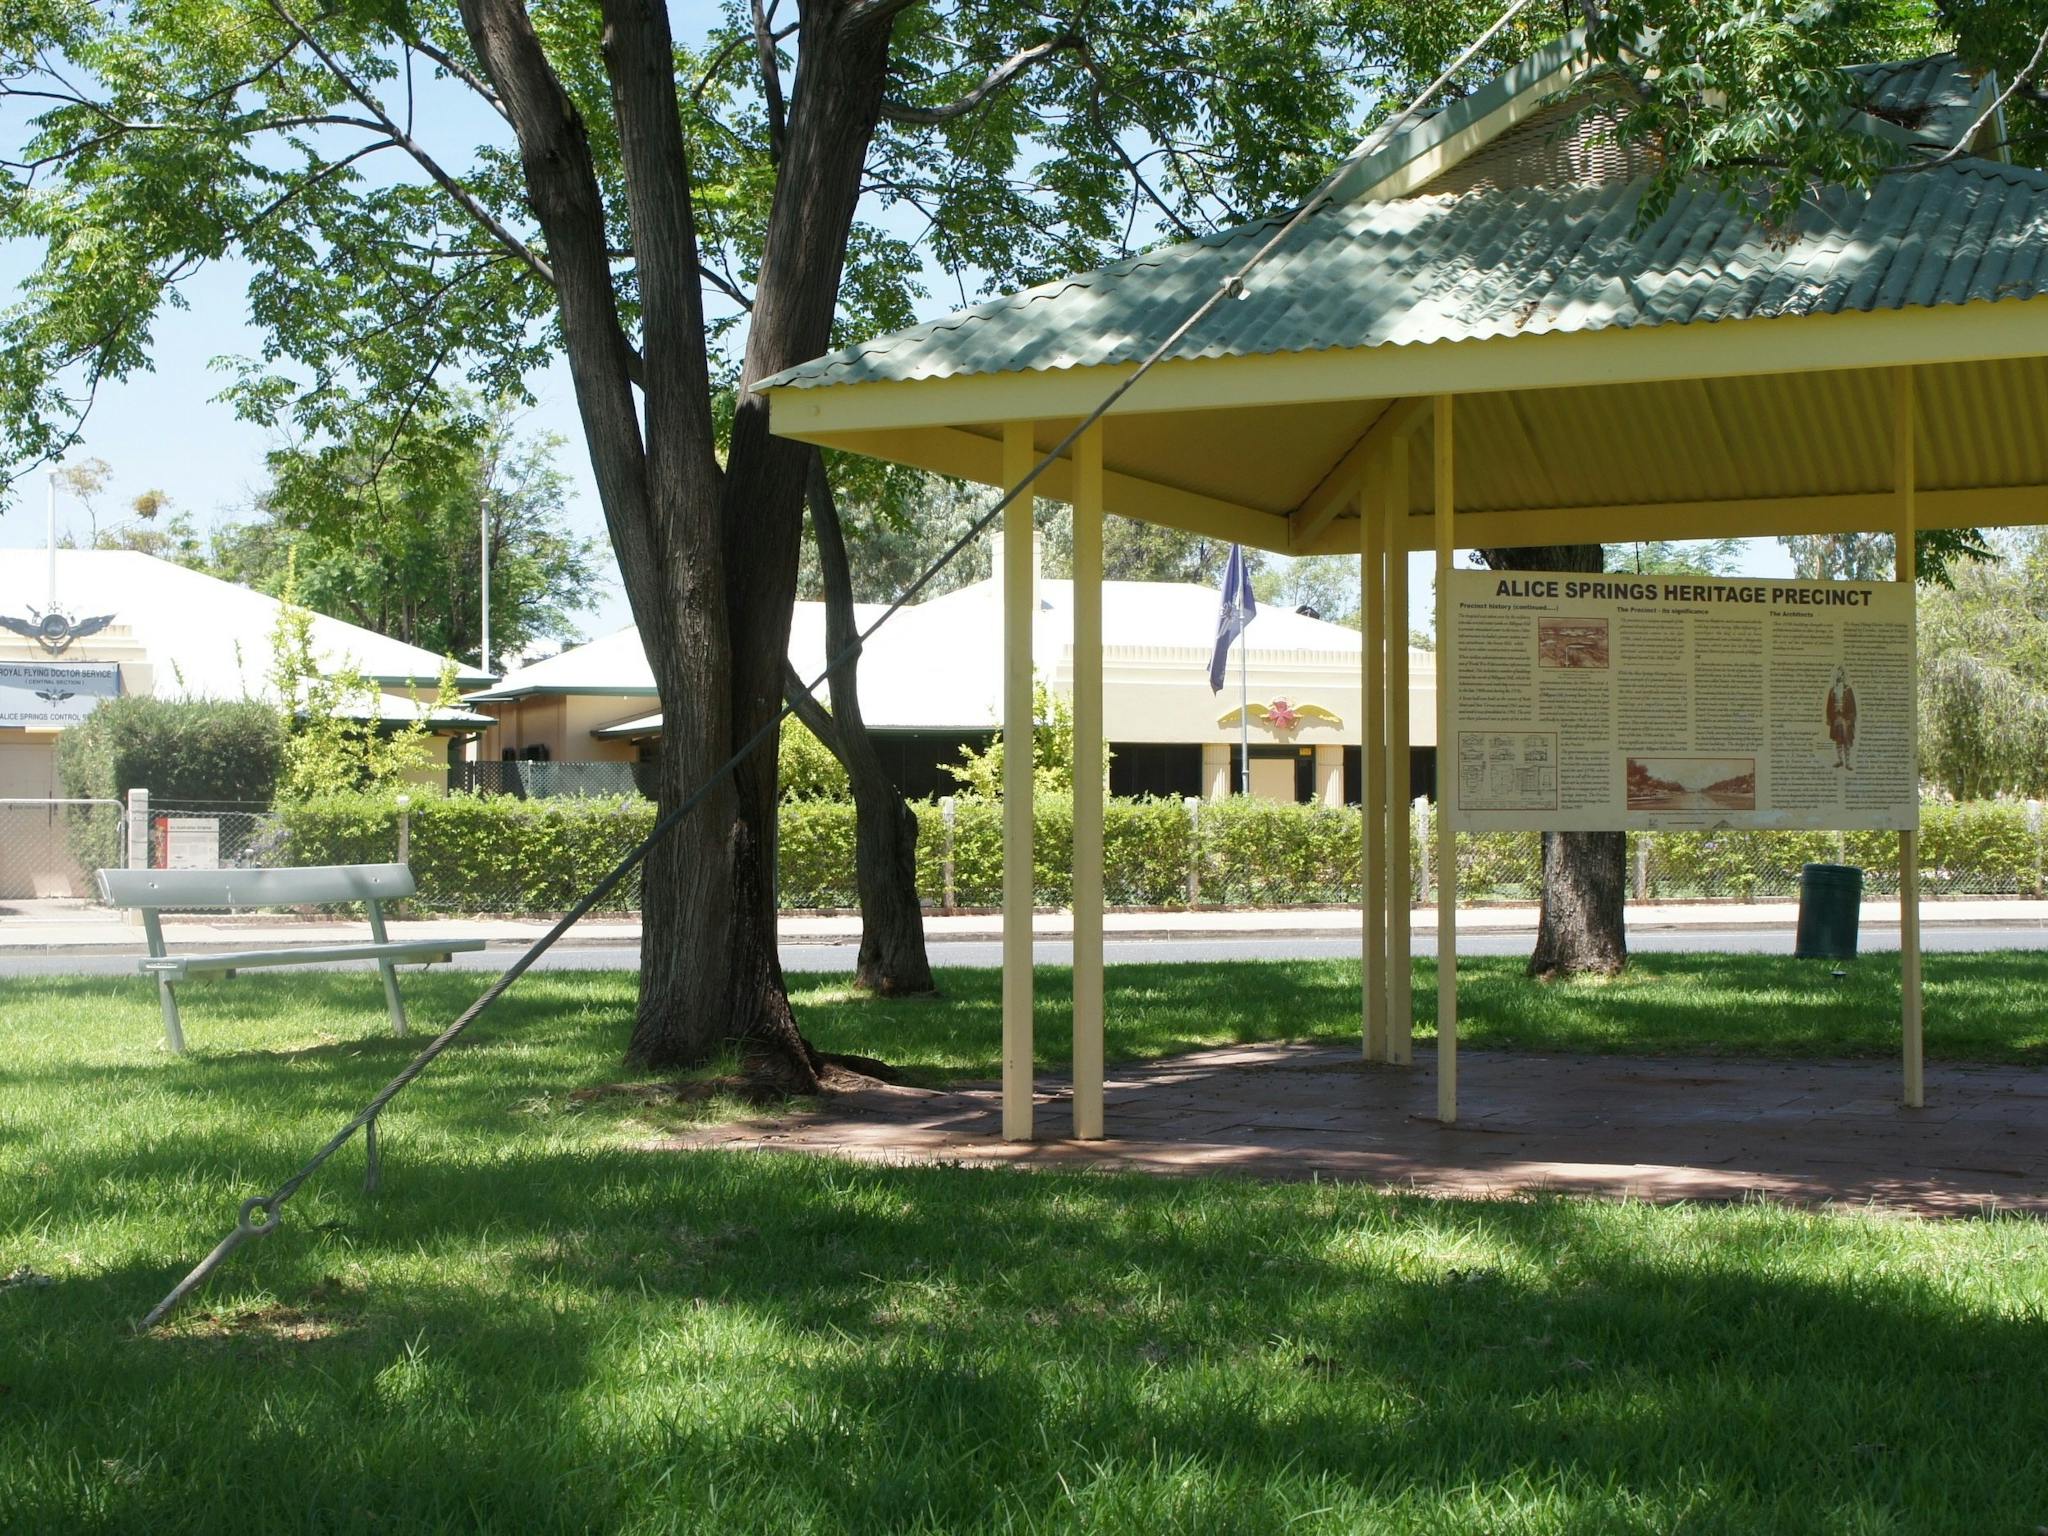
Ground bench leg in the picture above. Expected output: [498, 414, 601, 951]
[157, 976, 187, 1055]
[377, 960, 409, 1038]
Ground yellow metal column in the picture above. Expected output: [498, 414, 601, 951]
[1385, 450, 1413, 1066]
[1434, 394, 1459, 1125]
[1361, 479, 1389, 1060]
[1895, 369, 1925, 1109]
[1072, 424, 1106, 1140]
[1002, 421, 1037, 1141]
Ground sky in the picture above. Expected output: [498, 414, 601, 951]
[0, 5, 1797, 657]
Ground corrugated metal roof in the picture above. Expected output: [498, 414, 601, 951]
[1851, 54, 1984, 148]
[1414, 100, 1652, 196]
[760, 156, 2048, 394]
[0, 549, 489, 693]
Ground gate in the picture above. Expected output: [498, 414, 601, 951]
[0, 798, 126, 901]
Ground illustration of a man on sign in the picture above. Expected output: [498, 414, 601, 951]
[1827, 666, 1857, 770]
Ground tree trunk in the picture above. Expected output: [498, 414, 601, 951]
[787, 453, 936, 995]
[700, 5, 898, 1071]
[461, 0, 898, 1082]
[1471, 541, 1628, 977]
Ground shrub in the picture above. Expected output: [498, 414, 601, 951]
[58, 696, 285, 872]
[272, 793, 656, 913]
[253, 790, 2048, 915]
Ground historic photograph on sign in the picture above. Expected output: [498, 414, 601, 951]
[1536, 617, 1609, 669]
[1626, 756, 1757, 812]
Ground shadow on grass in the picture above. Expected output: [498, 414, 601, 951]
[5, 1144, 2047, 1532]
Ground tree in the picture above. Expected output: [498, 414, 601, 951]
[794, 468, 990, 603]
[6, 2, 1549, 1081]
[1618, 538, 1742, 576]
[1919, 530, 2048, 798]
[269, 551, 444, 799]
[1256, 554, 1361, 625]
[1781, 529, 1994, 587]
[947, 680, 1086, 798]
[214, 402, 600, 665]
[1472, 541, 1628, 978]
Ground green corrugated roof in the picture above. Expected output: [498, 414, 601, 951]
[1851, 54, 1986, 148]
[761, 49, 2024, 399]
[760, 156, 2048, 392]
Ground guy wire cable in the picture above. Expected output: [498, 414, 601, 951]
[140, 0, 1542, 1331]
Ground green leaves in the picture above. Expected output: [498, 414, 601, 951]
[1581, 1, 1948, 229]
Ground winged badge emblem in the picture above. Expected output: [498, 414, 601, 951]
[1216, 698, 1344, 733]
[34, 688, 76, 705]
[1, 608, 117, 656]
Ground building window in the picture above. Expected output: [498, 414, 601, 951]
[1108, 743, 1203, 799]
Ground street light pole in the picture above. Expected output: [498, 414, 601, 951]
[46, 469, 58, 610]
[479, 505, 491, 675]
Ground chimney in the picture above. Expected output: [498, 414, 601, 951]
[988, 528, 1042, 583]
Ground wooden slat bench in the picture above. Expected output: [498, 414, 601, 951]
[96, 864, 486, 1053]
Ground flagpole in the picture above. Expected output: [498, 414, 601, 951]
[1238, 624, 1249, 796]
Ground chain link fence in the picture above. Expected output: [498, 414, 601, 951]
[0, 798, 125, 902]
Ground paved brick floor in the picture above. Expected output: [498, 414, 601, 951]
[675, 1044, 2048, 1215]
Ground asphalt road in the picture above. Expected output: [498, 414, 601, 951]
[7, 923, 2048, 979]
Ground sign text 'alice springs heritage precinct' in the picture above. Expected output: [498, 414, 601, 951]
[1444, 570, 1915, 835]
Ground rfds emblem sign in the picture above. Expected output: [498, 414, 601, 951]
[0, 661, 121, 726]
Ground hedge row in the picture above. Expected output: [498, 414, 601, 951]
[265, 792, 2048, 914]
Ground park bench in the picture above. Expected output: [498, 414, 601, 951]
[95, 864, 486, 1054]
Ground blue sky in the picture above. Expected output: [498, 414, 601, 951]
[1, 6, 1794, 652]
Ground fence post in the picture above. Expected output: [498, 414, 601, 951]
[1633, 832, 1649, 901]
[1184, 795, 1201, 906]
[2031, 800, 2044, 898]
[1416, 796, 1431, 907]
[395, 794, 412, 867]
[126, 787, 149, 870]
[940, 795, 956, 911]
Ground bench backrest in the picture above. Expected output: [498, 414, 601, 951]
[97, 863, 417, 910]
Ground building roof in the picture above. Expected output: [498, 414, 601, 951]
[756, 40, 2026, 396]
[481, 569, 1401, 737]
[0, 548, 490, 698]
[760, 154, 2048, 394]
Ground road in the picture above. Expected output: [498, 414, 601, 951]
[6, 923, 2048, 978]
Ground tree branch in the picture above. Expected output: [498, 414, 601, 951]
[782, 660, 841, 752]
[881, 32, 1079, 126]
[750, 0, 787, 161]
[839, 0, 925, 32]
[265, 0, 558, 291]
[408, 33, 510, 119]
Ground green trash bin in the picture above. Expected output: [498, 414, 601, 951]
[1794, 862, 1863, 959]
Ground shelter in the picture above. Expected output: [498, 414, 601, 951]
[764, 36, 2044, 1135]
[470, 540, 1436, 802]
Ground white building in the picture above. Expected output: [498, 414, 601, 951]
[469, 535, 1439, 802]
[0, 548, 494, 806]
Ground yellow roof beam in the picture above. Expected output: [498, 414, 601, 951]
[1296, 484, 2048, 554]
[1287, 397, 1430, 553]
[808, 424, 1295, 553]
[766, 299, 2048, 441]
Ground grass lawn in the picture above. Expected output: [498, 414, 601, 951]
[3, 956, 2048, 1532]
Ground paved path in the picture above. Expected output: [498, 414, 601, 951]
[7, 924, 2048, 979]
[677, 1043, 2048, 1216]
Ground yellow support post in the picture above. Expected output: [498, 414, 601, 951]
[1434, 395, 1459, 1125]
[1361, 478, 1389, 1060]
[1072, 423, 1106, 1140]
[1895, 369, 1925, 1109]
[1385, 449, 1413, 1066]
[1002, 421, 1037, 1141]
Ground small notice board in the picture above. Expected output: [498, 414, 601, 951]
[1444, 569, 1916, 834]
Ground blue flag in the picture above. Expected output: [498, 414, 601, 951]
[1208, 544, 1256, 692]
